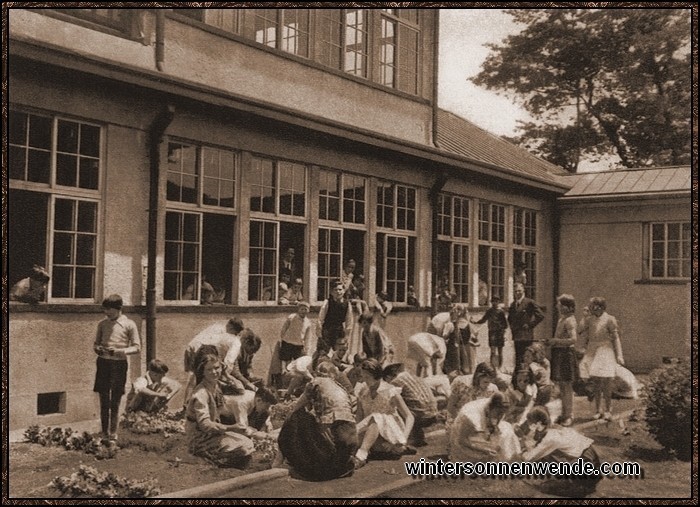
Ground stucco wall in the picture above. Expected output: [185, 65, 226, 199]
[8, 311, 144, 430]
[558, 198, 691, 371]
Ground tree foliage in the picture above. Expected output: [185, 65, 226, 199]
[472, 9, 691, 172]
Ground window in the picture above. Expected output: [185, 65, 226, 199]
[178, 8, 422, 95]
[647, 222, 690, 279]
[376, 181, 417, 303]
[436, 194, 471, 304]
[514, 208, 537, 298]
[37, 392, 66, 415]
[179, 9, 241, 34]
[243, 9, 310, 57]
[52, 8, 134, 34]
[377, 182, 416, 231]
[317, 227, 342, 300]
[379, 10, 420, 94]
[248, 156, 308, 303]
[477, 202, 507, 305]
[9, 110, 101, 301]
[165, 141, 237, 303]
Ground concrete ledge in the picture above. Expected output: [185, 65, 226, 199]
[156, 468, 290, 498]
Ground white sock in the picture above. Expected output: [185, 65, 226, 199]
[355, 449, 368, 462]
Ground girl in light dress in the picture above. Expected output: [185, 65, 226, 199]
[446, 362, 500, 421]
[185, 353, 255, 468]
[449, 392, 521, 462]
[353, 359, 415, 468]
[579, 297, 624, 421]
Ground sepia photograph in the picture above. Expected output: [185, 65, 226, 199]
[3, 3, 695, 502]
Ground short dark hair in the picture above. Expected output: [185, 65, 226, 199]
[227, 317, 244, 334]
[526, 406, 551, 427]
[557, 294, 576, 312]
[360, 358, 384, 379]
[148, 359, 169, 375]
[255, 386, 278, 406]
[102, 294, 123, 310]
[589, 297, 607, 311]
[490, 296, 501, 303]
[241, 329, 262, 352]
[359, 312, 374, 324]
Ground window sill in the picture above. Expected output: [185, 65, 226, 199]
[633, 279, 690, 285]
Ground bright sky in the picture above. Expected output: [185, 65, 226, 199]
[438, 9, 530, 138]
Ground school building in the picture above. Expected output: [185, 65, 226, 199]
[7, 8, 691, 430]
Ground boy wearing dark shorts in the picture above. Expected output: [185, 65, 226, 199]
[471, 296, 508, 372]
[93, 294, 141, 442]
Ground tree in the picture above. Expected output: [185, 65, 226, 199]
[472, 9, 691, 172]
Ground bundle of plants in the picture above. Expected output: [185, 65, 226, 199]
[50, 465, 160, 498]
[120, 409, 185, 436]
[23, 425, 117, 459]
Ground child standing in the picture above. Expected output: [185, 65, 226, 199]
[93, 294, 141, 442]
[471, 296, 508, 372]
[373, 291, 393, 329]
[546, 294, 579, 427]
[279, 302, 313, 368]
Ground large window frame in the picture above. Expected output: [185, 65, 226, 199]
[376, 180, 417, 304]
[436, 193, 471, 304]
[513, 207, 538, 299]
[378, 9, 420, 94]
[164, 140, 239, 303]
[9, 109, 102, 302]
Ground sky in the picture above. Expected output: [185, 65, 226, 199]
[438, 9, 530, 138]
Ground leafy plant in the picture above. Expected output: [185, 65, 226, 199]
[23, 426, 117, 459]
[51, 465, 160, 498]
[120, 409, 185, 436]
[642, 359, 691, 461]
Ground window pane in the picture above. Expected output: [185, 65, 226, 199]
[57, 120, 79, 153]
[29, 115, 52, 150]
[77, 201, 97, 232]
[27, 149, 51, 184]
[51, 267, 72, 298]
[667, 260, 680, 277]
[667, 223, 680, 240]
[253, 8, 277, 47]
[74, 268, 94, 298]
[53, 233, 74, 264]
[10, 146, 27, 181]
[80, 124, 100, 157]
[651, 241, 664, 260]
[651, 260, 664, 277]
[79, 158, 100, 190]
[56, 154, 78, 187]
[9, 110, 27, 145]
[345, 9, 368, 77]
[317, 9, 342, 69]
[651, 223, 664, 240]
[54, 199, 75, 231]
[281, 9, 309, 57]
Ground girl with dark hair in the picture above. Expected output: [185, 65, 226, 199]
[449, 392, 520, 462]
[185, 353, 255, 468]
[353, 359, 416, 468]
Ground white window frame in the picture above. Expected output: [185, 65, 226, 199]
[9, 109, 103, 302]
[647, 221, 691, 279]
[437, 193, 472, 304]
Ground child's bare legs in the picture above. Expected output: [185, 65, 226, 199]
[355, 422, 380, 464]
[591, 376, 613, 419]
[559, 382, 573, 425]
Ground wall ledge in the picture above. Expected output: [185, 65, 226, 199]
[633, 279, 690, 285]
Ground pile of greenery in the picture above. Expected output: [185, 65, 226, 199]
[120, 409, 185, 436]
[642, 358, 691, 461]
[23, 426, 117, 460]
[51, 465, 160, 498]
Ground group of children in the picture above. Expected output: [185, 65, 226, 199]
[89, 284, 625, 495]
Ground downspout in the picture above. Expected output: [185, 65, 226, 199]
[429, 10, 447, 314]
[551, 200, 561, 336]
[155, 9, 165, 72]
[146, 105, 175, 362]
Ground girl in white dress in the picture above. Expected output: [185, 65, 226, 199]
[353, 359, 415, 468]
[579, 297, 624, 421]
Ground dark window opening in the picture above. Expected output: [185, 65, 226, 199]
[37, 392, 65, 415]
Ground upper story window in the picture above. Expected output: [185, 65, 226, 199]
[377, 182, 416, 231]
[9, 109, 102, 302]
[647, 222, 690, 279]
[50, 9, 137, 38]
[437, 194, 470, 238]
[514, 208, 537, 247]
[379, 9, 420, 94]
[174, 8, 422, 96]
[319, 169, 366, 224]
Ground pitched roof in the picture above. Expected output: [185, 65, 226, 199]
[562, 166, 691, 197]
[436, 109, 570, 187]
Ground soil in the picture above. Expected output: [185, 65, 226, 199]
[8, 429, 270, 499]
